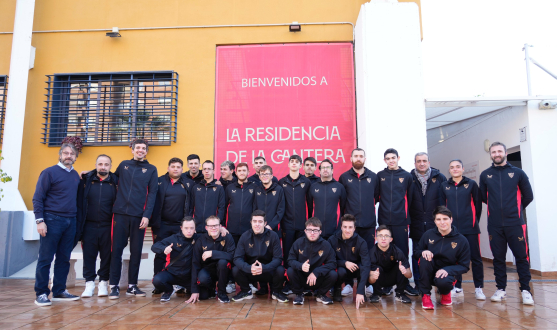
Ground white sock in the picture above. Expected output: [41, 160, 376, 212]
[129, 284, 135, 288]
[110, 285, 115, 289]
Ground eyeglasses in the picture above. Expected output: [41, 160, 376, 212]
[320, 167, 332, 170]
[260, 173, 273, 177]
[305, 229, 321, 234]
[62, 152, 76, 156]
[206, 224, 220, 229]
[377, 235, 391, 240]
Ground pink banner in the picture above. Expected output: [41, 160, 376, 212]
[215, 43, 356, 179]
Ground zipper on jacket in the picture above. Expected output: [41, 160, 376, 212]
[125, 165, 137, 214]
[204, 187, 208, 220]
[98, 181, 103, 226]
[499, 171, 504, 226]
[358, 178, 362, 228]
[390, 171, 393, 224]
[455, 185, 459, 227]
[240, 186, 244, 233]
[323, 184, 327, 226]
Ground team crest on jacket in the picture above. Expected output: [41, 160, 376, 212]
[315, 189, 319, 193]
[381, 177, 385, 181]
[265, 241, 270, 247]
[336, 247, 341, 252]
[318, 250, 324, 257]
[464, 184, 469, 189]
[197, 187, 202, 191]
[299, 249, 304, 255]
[181, 184, 185, 189]
[301, 183, 305, 188]
[272, 191, 276, 196]
[367, 178, 371, 183]
[518, 236, 524, 241]
[220, 240, 225, 246]
[432, 178, 436, 183]
[451, 242, 457, 249]
[249, 189, 253, 194]
[249, 243, 253, 248]
[399, 178, 404, 183]
[348, 179, 353, 183]
[142, 168, 147, 173]
[153, 234, 157, 240]
[429, 239, 434, 244]
[332, 188, 337, 193]
[177, 243, 182, 247]
[391, 256, 394, 261]
[487, 175, 492, 178]
[489, 235, 493, 241]
[257, 192, 261, 196]
[509, 173, 514, 178]
[124, 166, 129, 170]
[187, 183, 190, 187]
[192, 239, 195, 245]
[352, 247, 355, 253]
[203, 246, 207, 250]
[213, 187, 217, 191]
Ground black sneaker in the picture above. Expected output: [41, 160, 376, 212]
[109, 286, 120, 300]
[152, 288, 161, 294]
[396, 292, 411, 303]
[218, 292, 230, 303]
[207, 290, 217, 300]
[35, 294, 52, 306]
[369, 294, 381, 303]
[255, 285, 268, 296]
[272, 292, 289, 303]
[382, 286, 393, 296]
[175, 286, 186, 294]
[315, 294, 334, 305]
[52, 290, 80, 301]
[333, 288, 342, 302]
[232, 290, 253, 302]
[126, 285, 146, 297]
[404, 284, 419, 296]
[293, 294, 304, 305]
[160, 291, 172, 302]
[303, 290, 313, 296]
[282, 285, 293, 295]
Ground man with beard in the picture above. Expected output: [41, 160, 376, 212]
[303, 157, 320, 184]
[339, 148, 378, 297]
[480, 142, 534, 305]
[191, 161, 226, 234]
[218, 160, 238, 189]
[248, 156, 278, 186]
[407, 152, 446, 296]
[109, 139, 158, 299]
[185, 154, 203, 184]
[33, 141, 82, 306]
[151, 158, 192, 279]
[77, 154, 118, 298]
[308, 159, 347, 240]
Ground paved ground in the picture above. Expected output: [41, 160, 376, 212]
[1, 263, 556, 329]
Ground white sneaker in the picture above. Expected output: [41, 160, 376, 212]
[249, 284, 259, 293]
[522, 290, 534, 305]
[226, 282, 236, 294]
[491, 289, 506, 302]
[98, 281, 109, 297]
[365, 285, 374, 297]
[341, 284, 353, 296]
[451, 287, 463, 297]
[81, 281, 95, 298]
[475, 288, 486, 300]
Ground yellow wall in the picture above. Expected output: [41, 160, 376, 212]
[0, 0, 420, 210]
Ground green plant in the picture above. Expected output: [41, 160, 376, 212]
[0, 150, 12, 200]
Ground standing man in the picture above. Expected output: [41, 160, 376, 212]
[185, 154, 203, 184]
[225, 163, 256, 246]
[218, 160, 238, 189]
[77, 154, 118, 298]
[408, 152, 446, 296]
[339, 148, 378, 296]
[248, 156, 278, 185]
[109, 138, 158, 299]
[303, 157, 320, 184]
[254, 165, 285, 235]
[191, 161, 226, 234]
[151, 158, 192, 277]
[441, 159, 485, 300]
[33, 140, 82, 306]
[308, 159, 347, 240]
[480, 142, 534, 305]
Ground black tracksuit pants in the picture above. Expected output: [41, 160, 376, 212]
[386, 225, 409, 256]
[336, 267, 361, 290]
[370, 266, 409, 295]
[356, 227, 376, 250]
[489, 225, 531, 291]
[198, 259, 231, 296]
[287, 268, 338, 296]
[233, 265, 285, 294]
[418, 258, 456, 295]
[152, 223, 181, 275]
[152, 271, 191, 294]
[455, 234, 484, 289]
[282, 229, 305, 261]
[109, 214, 145, 286]
[82, 222, 111, 282]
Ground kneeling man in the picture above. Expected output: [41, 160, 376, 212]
[232, 210, 288, 302]
[414, 206, 471, 309]
[287, 217, 337, 305]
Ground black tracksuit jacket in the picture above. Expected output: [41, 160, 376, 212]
[338, 167, 379, 229]
[305, 174, 320, 184]
[191, 180, 225, 233]
[279, 174, 313, 231]
[327, 232, 371, 295]
[191, 233, 236, 293]
[440, 176, 483, 235]
[113, 159, 158, 219]
[151, 232, 199, 279]
[75, 170, 118, 246]
[479, 163, 534, 228]
[308, 179, 347, 238]
[218, 176, 238, 190]
[254, 182, 285, 232]
[377, 167, 413, 226]
[287, 236, 336, 277]
[413, 226, 471, 276]
[225, 181, 256, 236]
[151, 173, 191, 228]
[409, 168, 447, 240]
[184, 170, 203, 184]
[233, 228, 282, 274]
[369, 243, 411, 272]
[248, 173, 278, 186]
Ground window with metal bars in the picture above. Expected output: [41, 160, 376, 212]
[0, 76, 6, 144]
[42, 71, 178, 146]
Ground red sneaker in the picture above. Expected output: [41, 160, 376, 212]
[422, 294, 434, 310]
[440, 293, 452, 306]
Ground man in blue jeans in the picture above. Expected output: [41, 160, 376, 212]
[33, 141, 82, 306]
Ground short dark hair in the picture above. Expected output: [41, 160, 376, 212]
[181, 216, 195, 226]
[351, 148, 366, 157]
[340, 214, 356, 226]
[131, 138, 149, 151]
[96, 154, 112, 163]
[319, 159, 334, 170]
[254, 156, 266, 162]
[205, 215, 220, 225]
[289, 155, 302, 164]
[303, 157, 317, 166]
[259, 165, 273, 175]
[384, 148, 399, 158]
[305, 217, 322, 229]
[168, 157, 183, 166]
[489, 141, 507, 153]
[376, 224, 392, 236]
[202, 160, 214, 169]
[187, 154, 200, 162]
[433, 205, 452, 219]
[236, 162, 249, 171]
[251, 210, 266, 222]
[449, 159, 463, 166]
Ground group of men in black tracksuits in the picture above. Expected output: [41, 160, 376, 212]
[70, 139, 535, 308]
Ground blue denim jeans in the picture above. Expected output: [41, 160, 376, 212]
[34, 213, 76, 297]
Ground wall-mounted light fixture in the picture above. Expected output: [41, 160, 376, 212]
[106, 27, 121, 37]
[289, 22, 301, 32]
